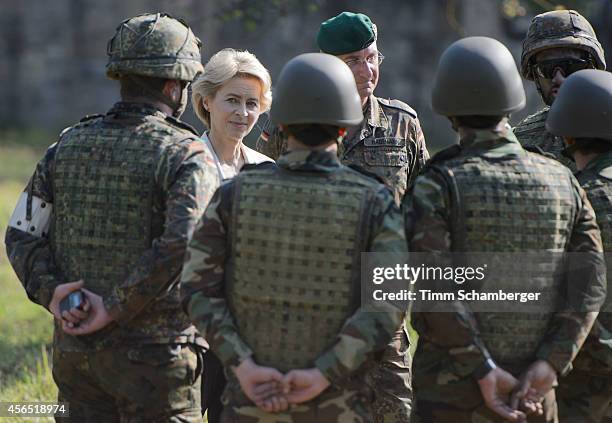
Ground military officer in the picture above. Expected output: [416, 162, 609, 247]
[181, 52, 406, 422]
[514, 9, 607, 170]
[404, 36, 605, 422]
[4, 13, 219, 422]
[546, 69, 612, 422]
[257, 11, 429, 202]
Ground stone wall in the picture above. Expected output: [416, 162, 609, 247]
[0, 0, 609, 150]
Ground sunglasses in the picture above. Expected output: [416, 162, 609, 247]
[533, 58, 594, 79]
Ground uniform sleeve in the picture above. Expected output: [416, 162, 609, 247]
[314, 188, 405, 384]
[4, 143, 64, 309]
[404, 170, 491, 377]
[180, 183, 254, 368]
[536, 176, 605, 376]
[407, 116, 429, 188]
[103, 140, 221, 324]
[255, 125, 286, 160]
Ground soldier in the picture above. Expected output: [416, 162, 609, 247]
[4, 13, 219, 422]
[259, 12, 423, 422]
[514, 9, 607, 170]
[546, 69, 612, 422]
[181, 52, 406, 422]
[257, 11, 429, 202]
[404, 37, 605, 422]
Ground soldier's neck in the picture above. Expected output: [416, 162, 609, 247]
[286, 136, 338, 153]
[574, 151, 601, 171]
[457, 118, 509, 139]
[120, 96, 174, 117]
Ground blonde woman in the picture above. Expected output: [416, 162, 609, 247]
[192, 48, 273, 180]
[191, 48, 273, 422]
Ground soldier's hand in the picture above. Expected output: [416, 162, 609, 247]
[49, 280, 89, 324]
[477, 366, 527, 422]
[232, 357, 288, 413]
[283, 368, 330, 405]
[61, 288, 113, 336]
[510, 360, 557, 412]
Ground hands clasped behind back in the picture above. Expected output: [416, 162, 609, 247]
[232, 357, 331, 413]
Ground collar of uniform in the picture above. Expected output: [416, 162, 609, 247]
[108, 101, 166, 117]
[583, 150, 612, 175]
[365, 95, 389, 131]
[277, 149, 341, 171]
[459, 124, 523, 154]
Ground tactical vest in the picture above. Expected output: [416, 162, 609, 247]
[576, 166, 612, 373]
[434, 150, 576, 366]
[514, 108, 576, 171]
[227, 167, 377, 372]
[52, 109, 199, 350]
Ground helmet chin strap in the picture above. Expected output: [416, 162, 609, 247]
[124, 74, 187, 117]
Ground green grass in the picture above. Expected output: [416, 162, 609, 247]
[0, 145, 56, 419]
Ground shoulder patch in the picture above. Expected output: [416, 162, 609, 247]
[377, 97, 417, 118]
[164, 115, 200, 136]
[347, 164, 386, 184]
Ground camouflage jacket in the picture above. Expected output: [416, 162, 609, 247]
[256, 95, 429, 203]
[404, 126, 604, 378]
[574, 151, 612, 374]
[181, 149, 406, 385]
[514, 107, 577, 171]
[4, 102, 220, 351]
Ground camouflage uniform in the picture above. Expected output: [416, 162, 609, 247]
[256, 96, 425, 423]
[256, 14, 427, 422]
[554, 117, 612, 420]
[257, 95, 428, 203]
[404, 126, 605, 423]
[514, 10, 607, 171]
[513, 108, 576, 170]
[181, 149, 406, 422]
[4, 14, 218, 422]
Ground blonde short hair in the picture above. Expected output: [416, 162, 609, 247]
[191, 48, 272, 127]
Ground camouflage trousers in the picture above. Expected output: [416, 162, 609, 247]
[52, 343, 202, 422]
[411, 342, 557, 423]
[221, 376, 373, 423]
[365, 325, 412, 423]
[557, 369, 612, 422]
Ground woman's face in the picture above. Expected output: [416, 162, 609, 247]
[204, 75, 263, 143]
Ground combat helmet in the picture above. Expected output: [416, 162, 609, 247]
[432, 36, 526, 116]
[546, 69, 612, 140]
[106, 13, 203, 81]
[270, 53, 363, 126]
[521, 10, 606, 80]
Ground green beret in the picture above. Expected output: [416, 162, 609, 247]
[316, 12, 377, 55]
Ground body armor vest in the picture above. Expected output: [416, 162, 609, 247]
[228, 167, 377, 372]
[436, 150, 576, 366]
[52, 109, 198, 349]
[576, 165, 612, 373]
